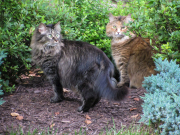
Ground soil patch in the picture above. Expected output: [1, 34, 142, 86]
[0, 69, 146, 134]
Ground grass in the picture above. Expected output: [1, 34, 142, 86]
[105, 124, 158, 135]
[7, 123, 158, 135]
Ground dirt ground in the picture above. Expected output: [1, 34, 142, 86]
[0, 69, 146, 134]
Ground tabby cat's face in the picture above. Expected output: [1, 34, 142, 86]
[36, 22, 61, 47]
[106, 14, 132, 39]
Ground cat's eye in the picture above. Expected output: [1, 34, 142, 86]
[48, 34, 53, 39]
[113, 25, 116, 29]
[56, 34, 60, 38]
[121, 26, 126, 29]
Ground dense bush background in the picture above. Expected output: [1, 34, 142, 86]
[0, 0, 112, 92]
[0, 0, 179, 93]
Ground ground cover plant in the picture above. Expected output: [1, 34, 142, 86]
[140, 58, 180, 135]
[0, 50, 7, 105]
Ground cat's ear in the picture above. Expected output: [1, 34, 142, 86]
[38, 23, 47, 34]
[54, 22, 61, 32]
[109, 13, 115, 22]
[124, 14, 133, 24]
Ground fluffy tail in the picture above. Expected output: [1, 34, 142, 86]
[95, 69, 129, 101]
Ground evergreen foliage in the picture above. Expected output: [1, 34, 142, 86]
[0, 50, 7, 105]
[140, 58, 180, 135]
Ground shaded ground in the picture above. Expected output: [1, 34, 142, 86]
[0, 69, 146, 134]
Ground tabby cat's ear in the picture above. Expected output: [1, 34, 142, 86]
[124, 14, 132, 24]
[38, 23, 47, 34]
[109, 13, 115, 22]
[54, 22, 61, 32]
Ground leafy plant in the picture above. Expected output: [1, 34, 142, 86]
[111, 0, 180, 62]
[0, 0, 38, 92]
[0, 0, 113, 92]
[140, 58, 180, 135]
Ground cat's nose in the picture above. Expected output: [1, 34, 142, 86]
[53, 37, 58, 42]
[116, 32, 120, 35]
[54, 40, 58, 43]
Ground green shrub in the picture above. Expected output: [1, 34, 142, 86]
[0, 0, 112, 92]
[111, 0, 180, 62]
[0, 0, 39, 92]
[140, 58, 180, 135]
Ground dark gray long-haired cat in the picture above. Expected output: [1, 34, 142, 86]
[30, 22, 128, 112]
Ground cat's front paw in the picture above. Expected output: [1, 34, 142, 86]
[77, 106, 90, 112]
[50, 96, 64, 103]
[77, 106, 83, 112]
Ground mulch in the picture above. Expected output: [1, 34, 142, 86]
[0, 69, 146, 134]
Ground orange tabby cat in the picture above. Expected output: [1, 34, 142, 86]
[106, 13, 156, 88]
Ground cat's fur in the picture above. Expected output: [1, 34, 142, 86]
[30, 22, 128, 112]
[106, 13, 156, 88]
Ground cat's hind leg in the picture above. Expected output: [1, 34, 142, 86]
[77, 84, 98, 112]
[91, 96, 101, 108]
[77, 96, 96, 112]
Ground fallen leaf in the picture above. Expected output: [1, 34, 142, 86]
[86, 115, 91, 120]
[55, 112, 60, 116]
[34, 90, 41, 94]
[130, 108, 137, 111]
[16, 115, 23, 120]
[61, 119, 70, 123]
[85, 119, 92, 125]
[29, 73, 36, 77]
[29, 71, 33, 74]
[133, 98, 140, 101]
[131, 114, 139, 119]
[50, 123, 55, 128]
[11, 113, 19, 117]
[38, 70, 44, 74]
